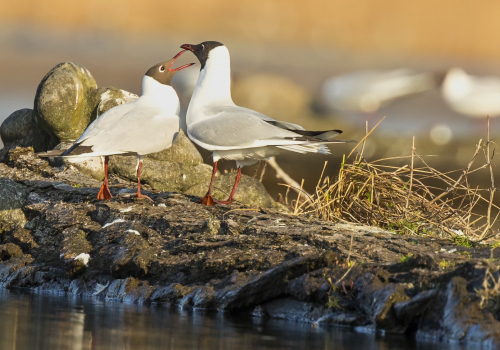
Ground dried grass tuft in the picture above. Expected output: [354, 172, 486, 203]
[295, 117, 499, 241]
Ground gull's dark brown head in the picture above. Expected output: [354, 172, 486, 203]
[180, 41, 224, 69]
[145, 50, 195, 85]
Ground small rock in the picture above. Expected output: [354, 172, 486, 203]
[394, 289, 437, 321]
[0, 243, 23, 261]
[34, 62, 98, 142]
[202, 217, 221, 235]
[0, 108, 53, 152]
[354, 273, 410, 333]
[185, 173, 274, 208]
[0, 178, 28, 211]
[316, 312, 367, 327]
[92, 87, 138, 118]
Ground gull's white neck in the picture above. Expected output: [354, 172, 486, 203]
[187, 46, 234, 126]
[139, 76, 180, 115]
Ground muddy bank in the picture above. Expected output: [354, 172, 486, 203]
[0, 148, 499, 347]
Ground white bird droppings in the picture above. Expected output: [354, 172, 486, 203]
[74, 253, 90, 266]
[125, 229, 141, 236]
[119, 206, 135, 213]
[102, 218, 125, 228]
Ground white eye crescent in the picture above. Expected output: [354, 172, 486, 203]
[201, 44, 205, 50]
[159, 66, 165, 72]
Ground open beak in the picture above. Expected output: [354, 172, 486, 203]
[168, 50, 195, 72]
[180, 44, 195, 52]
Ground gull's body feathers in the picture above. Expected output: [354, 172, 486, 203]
[64, 76, 180, 158]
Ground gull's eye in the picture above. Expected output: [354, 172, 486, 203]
[159, 66, 165, 72]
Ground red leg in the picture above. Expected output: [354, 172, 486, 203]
[216, 167, 241, 205]
[97, 156, 112, 201]
[198, 161, 218, 206]
[135, 159, 153, 201]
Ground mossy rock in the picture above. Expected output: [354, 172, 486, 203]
[0, 108, 54, 152]
[34, 62, 98, 142]
[108, 156, 213, 193]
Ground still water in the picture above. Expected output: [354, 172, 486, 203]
[0, 289, 466, 350]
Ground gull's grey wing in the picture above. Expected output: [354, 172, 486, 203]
[188, 112, 297, 149]
[75, 102, 137, 144]
[188, 106, 343, 151]
[206, 106, 342, 140]
[207, 105, 306, 131]
[66, 106, 179, 157]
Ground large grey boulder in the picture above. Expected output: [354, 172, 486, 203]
[34, 62, 98, 143]
[108, 130, 210, 192]
[185, 173, 275, 207]
[108, 156, 213, 193]
[0, 108, 54, 152]
[146, 130, 203, 165]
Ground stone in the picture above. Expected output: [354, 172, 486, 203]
[146, 130, 203, 165]
[354, 272, 410, 333]
[202, 217, 221, 235]
[0, 178, 28, 211]
[109, 156, 213, 193]
[185, 173, 275, 208]
[0, 108, 54, 152]
[0, 243, 23, 261]
[232, 74, 312, 122]
[34, 62, 98, 142]
[394, 289, 437, 321]
[60, 227, 92, 276]
[107, 130, 210, 192]
[92, 87, 138, 118]
[438, 277, 500, 344]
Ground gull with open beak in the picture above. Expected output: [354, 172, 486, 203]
[40, 50, 195, 201]
[181, 41, 349, 206]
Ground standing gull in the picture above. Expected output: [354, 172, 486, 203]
[181, 41, 348, 206]
[40, 51, 194, 201]
[441, 68, 500, 118]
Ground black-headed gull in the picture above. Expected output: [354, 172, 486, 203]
[322, 69, 435, 113]
[181, 41, 348, 206]
[42, 51, 194, 201]
[442, 68, 500, 118]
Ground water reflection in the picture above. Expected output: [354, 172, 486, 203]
[0, 290, 466, 350]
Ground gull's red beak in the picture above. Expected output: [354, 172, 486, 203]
[180, 44, 195, 52]
[169, 50, 195, 72]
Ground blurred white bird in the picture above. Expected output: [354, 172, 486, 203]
[321, 69, 436, 113]
[441, 68, 500, 118]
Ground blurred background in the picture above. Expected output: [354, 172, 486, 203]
[1, 0, 499, 199]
